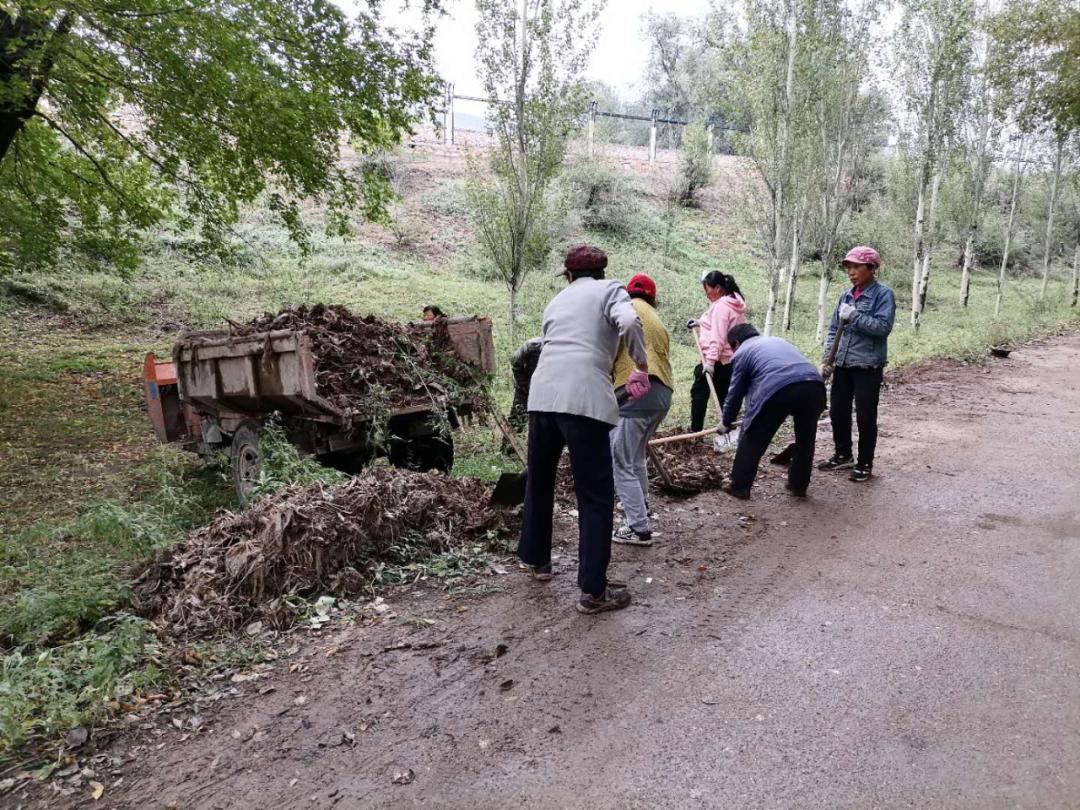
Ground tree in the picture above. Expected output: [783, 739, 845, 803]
[728, 0, 810, 336]
[466, 0, 601, 340]
[957, 23, 1000, 307]
[0, 1, 440, 273]
[797, 0, 881, 341]
[896, 0, 973, 330]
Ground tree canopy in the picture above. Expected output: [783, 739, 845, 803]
[0, 1, 440, 272]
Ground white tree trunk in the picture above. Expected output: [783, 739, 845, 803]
[911, 165, 929, 325]
[815, 258, 831, 344]
[1071, 240, 1079, 308]
[1039, 137, 1064, 299]
[913, 167, 942, 331]
[766, 0, 799, 338]
[782, 216, 800, 331]
[995, 142, 1025, 316]
[959, 230, 976, 308]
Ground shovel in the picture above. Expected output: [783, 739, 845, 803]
[486, 404, 528, 507]
[770, 319, 847, 466]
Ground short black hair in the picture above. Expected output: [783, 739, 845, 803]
[422, 304, 446, 318]
[566, 269, 605, 281]
[627, 289, 656, 307]
[728, 323, 759, 349]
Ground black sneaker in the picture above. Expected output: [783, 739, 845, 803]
[849, 464, 872, 482]
[529, 563, 553, 581]
[612, 523, 653, 546]
[721, 482, 751, 500]
[818, 454, 854, 471]
[576, 587, 632, 614]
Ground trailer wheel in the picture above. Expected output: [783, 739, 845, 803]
[388, 433, 454, 474]
[230, 421, 262, 505]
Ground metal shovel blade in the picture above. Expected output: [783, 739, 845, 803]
[769, 443, 797, 465]
[490, 471, 526, 507]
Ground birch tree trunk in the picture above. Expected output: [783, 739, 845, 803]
[1071, 240, 1079, 307]
[995, 142, 1025, 315]
[782, 215, 800, 331]
[815, 257, 832, 344]
[913, 167, 942, 331]
[765, 0, 799, 337]
[1039, 137, 1064, 299]
[911, 163, 929, 324]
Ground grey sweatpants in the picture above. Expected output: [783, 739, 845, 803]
[610, 383, 671, 534]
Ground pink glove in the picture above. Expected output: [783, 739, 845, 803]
[626, 369, 651, 400]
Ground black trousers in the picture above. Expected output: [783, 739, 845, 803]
[518, 411, 614, 596]
[690, 362, 733, 432]
[730, 380, 827, 493]
[829, 366, 884, 467]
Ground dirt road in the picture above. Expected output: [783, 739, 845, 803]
[25, 335, 1080, 810]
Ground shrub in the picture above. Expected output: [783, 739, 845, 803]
[673, 122, 713, 207]
[561, 159, 641, 235]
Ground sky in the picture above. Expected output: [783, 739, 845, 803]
[379, 0, 714, 97]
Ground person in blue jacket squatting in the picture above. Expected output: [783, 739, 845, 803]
[715, 324, 827, 500]
[817, 245, 897, 483]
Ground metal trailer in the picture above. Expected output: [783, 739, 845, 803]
[144, 316, 495, 501]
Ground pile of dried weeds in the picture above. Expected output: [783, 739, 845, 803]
[229, 304, 483, 416]
[552, 432, 727, 504]
[134, 468, 513, 636]
[647, 431, 729, 494]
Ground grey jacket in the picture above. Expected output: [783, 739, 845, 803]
[823, 280, 896, 368]
[528, 278, 648, 426]
[723, 336, 823, 430]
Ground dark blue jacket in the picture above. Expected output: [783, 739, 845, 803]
[723, 336, 822, 430]
[823, 280, 896, 368]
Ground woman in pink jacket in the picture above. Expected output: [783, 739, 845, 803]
[689, 272, 747, 432]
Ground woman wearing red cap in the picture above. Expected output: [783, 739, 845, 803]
[610, 273, 674, 546]
[818, 246, 896, 482]
[688, 272, 747, 432]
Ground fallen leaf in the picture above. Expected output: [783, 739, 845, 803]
[230, 672, 259, 684]
[495, 643, 509, 658]
[245, 621, 263, 636]
[89, 781, 105, 800]
[65, 727, 89, 748]
[391, 769, 415, 785]
[499, 679, 514, 692]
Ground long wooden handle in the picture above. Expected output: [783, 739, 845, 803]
[691, 325, 724, 420]
[825, 320, 847, 368]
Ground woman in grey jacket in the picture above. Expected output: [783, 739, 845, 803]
[819, 246, 896, 482]
[518, 245, 650, 615]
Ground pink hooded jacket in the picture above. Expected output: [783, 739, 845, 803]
[697, 293, 747, 365]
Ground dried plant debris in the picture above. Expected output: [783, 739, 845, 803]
[647, 430, 729, 493]
[133, 468, 515, 636]
[227, 304, 485, 417]
[553, 429, 728, 503]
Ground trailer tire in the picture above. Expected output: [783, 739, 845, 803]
[230, 421, 262, 505]
[388, 433, 454, 474]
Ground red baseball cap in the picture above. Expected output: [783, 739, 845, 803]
[626, 273, 657, 299]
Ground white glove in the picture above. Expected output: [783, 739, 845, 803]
[686, 319, 699, 330]
[715, 423, 732, 435]
[702, 360, 715, 376]
[839, 302, 857, 323]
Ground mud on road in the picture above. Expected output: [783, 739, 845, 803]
[17, 335, 1080, 810]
